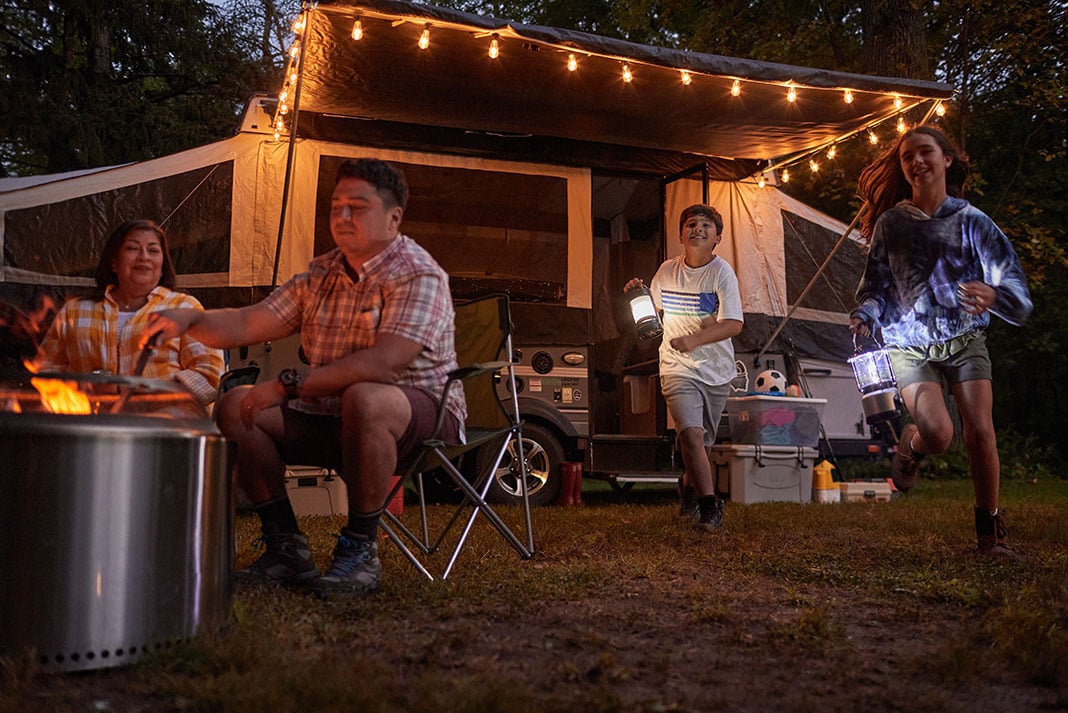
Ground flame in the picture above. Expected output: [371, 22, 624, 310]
[23, 361, 93, 415]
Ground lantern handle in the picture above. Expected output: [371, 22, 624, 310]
[852, 331, 885, 355]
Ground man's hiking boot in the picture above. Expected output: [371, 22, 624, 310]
[236, 524, 320, 586]
[891, 423, 923, 493]
[309, 530, 382, 600]
[975, 507, 1016, 557]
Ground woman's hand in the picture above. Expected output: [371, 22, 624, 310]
[623, 277, 644, 294]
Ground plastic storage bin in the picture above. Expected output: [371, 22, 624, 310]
[711, 444, 816, 503]
[725, 395, 827, 447]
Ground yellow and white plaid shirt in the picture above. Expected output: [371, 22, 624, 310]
[34, 285, 225, 406]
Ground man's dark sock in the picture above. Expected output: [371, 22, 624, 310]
[254, 495, 300, 534]
[345, 511, 380, 541]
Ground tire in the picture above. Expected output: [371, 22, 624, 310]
[479, 422, 564, 507]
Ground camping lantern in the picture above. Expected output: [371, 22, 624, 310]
[848, 336, 899, 425]
[626, 283, 662, 340]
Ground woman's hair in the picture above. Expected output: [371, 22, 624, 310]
[856, 125, 970, 241]
[91, 220, 177, 300]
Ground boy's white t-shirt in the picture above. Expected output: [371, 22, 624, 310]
[650, 254, 743, 387]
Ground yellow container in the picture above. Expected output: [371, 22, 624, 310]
[812, 459, 840, 503]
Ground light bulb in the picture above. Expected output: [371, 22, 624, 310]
[351, 19, 363, 40]
[292, 17, 305, 34]
[418, 25, 430, 50]
[809, 159, 820, 173]
[787, 85, 797, 102]
[731, 79, 741, 96]
[893, 95, 903, 110]
[622, 64, 632, 82]
[680, 70, 692, 85]
[868, 130, 878, 144]
[843, 89, 853, 104]
[289, 71, 297, 83]
[278, 103, 288, 115]
[897, 117, 907, 133]
[488, 36, 499, 59]
[567, 53, 578, 71]
[758, 174, 766, 188]
[827, 145, 837, 159]
[289, 42, 300, 60]
[935, 102, 946, 116]
[781, 169, 790, 183]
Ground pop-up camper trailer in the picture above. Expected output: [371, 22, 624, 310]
[0, 0, 953, 503]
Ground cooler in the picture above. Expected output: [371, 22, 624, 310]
[711, 444, 816, 504]
[285, 466, 348, 516]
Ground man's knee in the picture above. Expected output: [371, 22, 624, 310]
[215, 386, 248, 437]
[340, 382, 411, 437]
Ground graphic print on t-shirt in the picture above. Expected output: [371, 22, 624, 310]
[661, 290, 719, 318]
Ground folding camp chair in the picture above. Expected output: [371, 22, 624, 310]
[378, 294, 535, 580]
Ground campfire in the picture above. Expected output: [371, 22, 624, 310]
[22, 361, 92, 414]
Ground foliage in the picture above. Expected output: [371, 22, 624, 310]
[0, 0, 285, 175]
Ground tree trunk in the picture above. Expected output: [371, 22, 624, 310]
[860, 0, 930, 79]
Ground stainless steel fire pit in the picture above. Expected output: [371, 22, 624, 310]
[0, 374, 231, 672]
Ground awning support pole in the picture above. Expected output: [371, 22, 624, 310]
[754, 202, 865, 365]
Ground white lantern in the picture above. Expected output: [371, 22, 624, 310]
[848, 340, 899, 425]
[626, 284, 662, 341]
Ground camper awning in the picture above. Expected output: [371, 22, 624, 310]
[293, 0, 954, 179]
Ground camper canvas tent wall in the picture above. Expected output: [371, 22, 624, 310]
[0, 0, 953, 502]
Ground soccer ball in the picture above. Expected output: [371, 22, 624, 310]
[754, 369, 787, 394]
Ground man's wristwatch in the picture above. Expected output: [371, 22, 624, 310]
[277, 368, 301, 399]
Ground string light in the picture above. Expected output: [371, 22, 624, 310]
[680, 70, 692, 85]
[781, 169, 790, 183]
[868, 130, 879, 144]
[894, 95, 903, 110]
[288, 42, 300, 60]
[809, 159, 819, 173]
[292, 16, 305, 34]
[488, 35, 499, 59]
[351, 19, 363, 40]
[567, 53, 578, 71]
[843, 89, 853, 104]
[731, 79, 741, 96]
[622, 64, 632, 82]
[289, 70, 297, 83]
[935, 102, 946, 116]
[757, 174, 766, 188]
[827, 145, 836, 159]
[787, 84, 797, 102]
[897, 117, 907, 133]
[418, 25, 430, 50]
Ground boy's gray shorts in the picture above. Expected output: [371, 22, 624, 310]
[660, 375, 731, 447]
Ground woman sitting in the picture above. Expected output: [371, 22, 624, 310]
[34, 219, 224, 406]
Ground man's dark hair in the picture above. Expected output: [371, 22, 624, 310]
[335, 158, 409, 209]
[678, 204, 723, 236]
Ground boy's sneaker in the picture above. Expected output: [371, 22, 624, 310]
[236, 524, 320, 586]
[891, 423, 923, 493]
[677, 477, 699, 520]
[309, 531, 382, 600]
[696, 496, 724, 532]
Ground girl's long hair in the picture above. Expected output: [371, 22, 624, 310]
[856, 125, 970, 243]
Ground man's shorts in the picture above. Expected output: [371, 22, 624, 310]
[277, 385, 461, 469]
[659, 374, 731, 447]
[889, 330, 992, 389]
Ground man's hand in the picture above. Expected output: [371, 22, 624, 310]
[141, 309, 198, 348]
[238, 381, 286, 430]
[623, 277, 644, 293]
[849, 316, 871, 338]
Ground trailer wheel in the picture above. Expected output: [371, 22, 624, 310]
[480, 422, 563, 507]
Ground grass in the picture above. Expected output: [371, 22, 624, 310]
[2, 477, 1067, 712]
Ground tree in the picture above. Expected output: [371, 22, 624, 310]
[0, 0, 282, 175]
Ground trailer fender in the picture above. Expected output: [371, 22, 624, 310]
[515, 397, 580, 438]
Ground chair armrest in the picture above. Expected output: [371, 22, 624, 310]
[430, 361, 512, 440]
